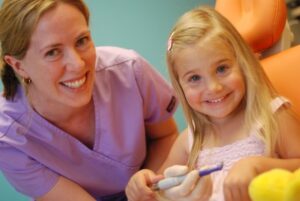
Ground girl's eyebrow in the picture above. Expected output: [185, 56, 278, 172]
[181, 68, 200, 79]
[215, 57, 231, 64]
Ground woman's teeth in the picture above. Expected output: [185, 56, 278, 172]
[63, 76, 86, 88]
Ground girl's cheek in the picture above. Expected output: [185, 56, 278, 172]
[185, 90, 202, 107]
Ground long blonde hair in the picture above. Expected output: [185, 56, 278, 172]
[0, 0, 89, 100]
[166, 6, 278, 168]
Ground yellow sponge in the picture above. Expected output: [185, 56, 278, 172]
[285, 168, 300, 201]
[249, 169, 294, 201]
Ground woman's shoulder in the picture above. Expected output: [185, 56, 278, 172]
[0, 87, 30, 138]
[94, 46, 143, 71]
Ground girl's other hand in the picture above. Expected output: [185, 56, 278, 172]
[224, 157, 262, 201]
[126, 169, 162, 201]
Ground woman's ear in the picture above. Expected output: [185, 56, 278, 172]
[4, 55, 29, 78]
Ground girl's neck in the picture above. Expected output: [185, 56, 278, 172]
[205, 103, 248, 147]
[209, 100, 246, 127]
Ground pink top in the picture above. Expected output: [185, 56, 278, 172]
[188, 97, 289, 201]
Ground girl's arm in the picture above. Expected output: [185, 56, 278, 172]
[224, 108, 300, 201]
[276, 108, 300, 160]
[36, 176, 96, 201]
[157, 128, 190, 173]
[143, 117, 179, 171]
[256, 108, 300, 172]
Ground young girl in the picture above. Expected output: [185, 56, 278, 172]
[126, 6, 300, 201]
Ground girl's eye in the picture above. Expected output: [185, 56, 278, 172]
[216, 64, 229, 74]
[188, 74, 201, 82]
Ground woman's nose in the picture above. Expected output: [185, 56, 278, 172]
[64, 49, 85, 70]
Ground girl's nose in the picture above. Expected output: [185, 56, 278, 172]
[206, 78, 223, 92]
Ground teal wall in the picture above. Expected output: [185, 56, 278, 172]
[0, 1, 214, 200]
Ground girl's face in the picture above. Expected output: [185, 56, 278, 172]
[175, 40, 246, 123]
[9, 3, 96, 110]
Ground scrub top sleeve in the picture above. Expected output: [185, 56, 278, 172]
[0, 142, 59, 198]
[131, 52, 177, 123]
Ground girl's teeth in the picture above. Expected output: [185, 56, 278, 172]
[63, 76, 86, 88]
[208, 97, 224, 103]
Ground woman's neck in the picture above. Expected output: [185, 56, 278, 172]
[30, 98, 92, 124]
[27, 92, 95, 148]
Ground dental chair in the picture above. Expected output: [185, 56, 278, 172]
[215, 0, 300, 116]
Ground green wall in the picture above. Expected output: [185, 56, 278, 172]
[0, 1, 215, 200]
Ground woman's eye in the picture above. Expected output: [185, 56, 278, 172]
[76, 36, 89, 48]
[45, 49, 60, 60]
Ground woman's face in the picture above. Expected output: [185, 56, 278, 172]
[14, 2, 96, 110]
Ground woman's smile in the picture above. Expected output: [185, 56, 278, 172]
[61, 74, 87, 89]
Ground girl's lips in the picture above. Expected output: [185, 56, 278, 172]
[206, 96, 225, 103]
[205, 93, 231, 104]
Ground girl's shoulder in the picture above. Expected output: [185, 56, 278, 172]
[274, 98, 300, 158]
[270, 96, 290, 113]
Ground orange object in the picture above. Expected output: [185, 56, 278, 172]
[261, 46, 300, 116]
[215, 0, 287, 53]
[215, 0, 300, 117]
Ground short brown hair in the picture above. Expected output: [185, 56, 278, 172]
[0, 0, 90, 100]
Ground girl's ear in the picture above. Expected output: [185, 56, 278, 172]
[3, 55, 29, 78]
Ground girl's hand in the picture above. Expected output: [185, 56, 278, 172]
[126, 169, 163, 201]
[224, 157, 262, 201]
[158, 165, 212, 201]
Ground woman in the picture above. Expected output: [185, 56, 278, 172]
[0, 0, 178, 200]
